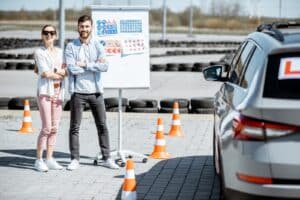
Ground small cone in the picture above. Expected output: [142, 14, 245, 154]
[19, 99, 34, 133]
[168, 102, 183, 137]
[150, 118, 171, 159]
[121, 159, 137, 200]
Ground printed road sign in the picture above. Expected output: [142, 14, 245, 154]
[278, 57, 300, 80]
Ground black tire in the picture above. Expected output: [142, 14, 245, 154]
[0, 53, 7, 59]
[28, 63, 35, 70]
[0, 97, 10, 109]
[190, 108, 214, 114]
[16, 62, 31, 70]
[190, 97, 214, 109]
[173, 50, 183, 56]
[178, 63, 193, 71]
[192, 62, 204, 72]
[159, 107, 189, 114]
[104, 97, 128, 108]
[27, 54, 34, 59]
[128, 107, 158, 113]
[165, 51, 175, 56]
[8, 97, 38, 110]
[6, 54, 17, 59]
[145, 99, 158, 107]
[129, 99, 147, 108]
[106, 106, 126, 112]
[210, 61, 222, 66]
[160, 98, 189, 108]
[17, 54, 28, 59]
[166, 63, 179, 71]
[151, 64, 167, 71]
[93, 160, 98, 165]
[0, 62, 6, 70]
[120, 162, 126, 167]
[5, 62, 17, 70]
[129, 99, 158, 108]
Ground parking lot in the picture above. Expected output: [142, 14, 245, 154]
[0, 110, 220, 200]
[0, 31, 232, 200]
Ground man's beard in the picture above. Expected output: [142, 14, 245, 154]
[79, 31, 91, 39]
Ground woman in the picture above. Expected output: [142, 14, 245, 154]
[34, 25, 67, 172]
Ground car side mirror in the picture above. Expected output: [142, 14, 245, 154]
[203, 65, 224, 81]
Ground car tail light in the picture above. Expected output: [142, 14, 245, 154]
[233, 114, 300, 141]
[236, 172, 273, 184]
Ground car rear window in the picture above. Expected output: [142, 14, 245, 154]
[263, 52, 300, 99]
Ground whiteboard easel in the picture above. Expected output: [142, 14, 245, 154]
[91, 5, 150, 166]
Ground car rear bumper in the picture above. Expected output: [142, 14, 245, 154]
[226, 187, 300, 200]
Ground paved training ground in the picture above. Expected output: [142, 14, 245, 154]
[0, 31, 226, 199]
[0, 110, 220, 200]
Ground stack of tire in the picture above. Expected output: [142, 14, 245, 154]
[159, 98, 189, 113]
[0, 97, 10, 110]
[0, 62, 6, 70]
[8, 97, 38, 110]
[192, 62, 209, 72]
[64, 97, 128, 112]
[104, 97, 128, 112]
[151, 64, 167, 71]
[63, 99, 90, 111]
[127, 99, 158, 113]
[190, 97, 214, 114]
[166, 63, 179, 71]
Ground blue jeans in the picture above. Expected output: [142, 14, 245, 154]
[69, 93, 110, 160]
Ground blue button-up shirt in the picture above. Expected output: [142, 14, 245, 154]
[65, 37, 108, 94]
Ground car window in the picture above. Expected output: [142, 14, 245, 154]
[240, 48, 264, 88]
[231, 42, 246, 68]
[228, 42, 255, 84]
[263, 52, 300, 99]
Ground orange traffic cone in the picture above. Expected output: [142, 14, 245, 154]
[168, 102, 183, 137]
[19, 99, 34, 133]
[150, 118, 171, 159]
[121, 159, 137, 200]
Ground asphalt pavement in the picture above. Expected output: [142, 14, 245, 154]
[0, 110, 220, 200]
[0, 31, 229, 200]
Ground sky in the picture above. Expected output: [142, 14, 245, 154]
[1, 0, 300, 19]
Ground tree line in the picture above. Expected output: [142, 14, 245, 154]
[0, 5, 295, 31]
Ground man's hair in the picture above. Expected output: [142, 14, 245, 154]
[77, 15, 93, 25]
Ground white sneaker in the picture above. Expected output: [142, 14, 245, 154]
[103, 158, 119, 169]
[67, 159, 80, 171]
[46, 158, 63, 170]
[34, 159, 48, 172]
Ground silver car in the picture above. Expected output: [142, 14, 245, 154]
[203, 22, 300, 199]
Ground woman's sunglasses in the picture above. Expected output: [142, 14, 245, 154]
[42, 30, 56, 36]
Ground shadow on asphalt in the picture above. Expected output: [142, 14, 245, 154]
[115, 155, 221, 200]
[5, 129, 20, 132]
[0, 149, 93, 170]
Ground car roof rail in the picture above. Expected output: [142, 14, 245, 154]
[256, 21, 300, 42]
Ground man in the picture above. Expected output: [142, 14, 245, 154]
[65, 15, 119, 170]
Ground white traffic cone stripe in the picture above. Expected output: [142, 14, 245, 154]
[125, 169, 135, 179]
[121, 191, 137, 200]
[155, 139, 166, 146]
[157, 125, 163, 131]
[24, 105, 30, 110]
[23, 116, 32, 122]
[172, 120, 181, 125]
[173, 108, 179, 114]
